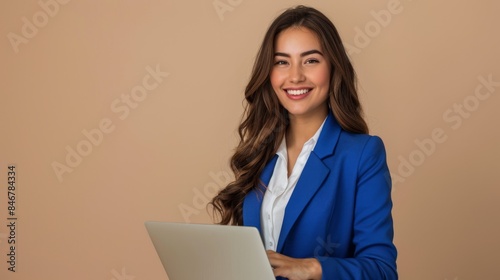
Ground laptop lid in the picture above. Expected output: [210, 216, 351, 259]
[145, 221, 275, 280]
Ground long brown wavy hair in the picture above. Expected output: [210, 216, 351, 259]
[208, 5, 368, 225]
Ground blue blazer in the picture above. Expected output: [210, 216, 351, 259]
[243, 112, 397, 280]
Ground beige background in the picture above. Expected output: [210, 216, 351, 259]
[1, 0, 499, 279]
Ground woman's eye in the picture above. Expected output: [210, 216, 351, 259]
[305, 58, 319, 64]
[274, 60, 288, 65]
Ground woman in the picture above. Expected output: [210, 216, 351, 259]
[209, 5, 397, 280]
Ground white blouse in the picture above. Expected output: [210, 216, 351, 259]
[260, 118, 326, 251]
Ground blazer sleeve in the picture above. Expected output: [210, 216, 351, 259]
[318, 136, 398, 280]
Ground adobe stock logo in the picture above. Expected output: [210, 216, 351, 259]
[314, 235, 340, 261]
[344, 0, 407, 56]
[213, 0, 243, 21]
[7, 0, 71, 54]
[391, 74, 499, 185]
[110, 267, 135, 280]
[51, 64, 169, 182]
[178, 170, 232, 223]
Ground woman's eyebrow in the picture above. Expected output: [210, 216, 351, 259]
[274, 49, 324, 57]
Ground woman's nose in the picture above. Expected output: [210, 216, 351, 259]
[289, 64, 305, 83]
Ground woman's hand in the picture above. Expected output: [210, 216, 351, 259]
[267, 250, 322, 280]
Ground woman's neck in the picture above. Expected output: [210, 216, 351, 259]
[286, 108, 328, 149]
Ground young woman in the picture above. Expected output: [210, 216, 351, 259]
[209, 5, 397, 280]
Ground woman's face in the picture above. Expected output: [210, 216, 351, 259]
[270, 27, 331, 120]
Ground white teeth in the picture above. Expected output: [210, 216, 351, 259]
[286, 89, 310, 95]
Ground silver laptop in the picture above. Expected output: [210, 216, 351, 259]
[145, 221, 276, 280]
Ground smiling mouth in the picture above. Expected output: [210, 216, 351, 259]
[285, 88, 312, 96]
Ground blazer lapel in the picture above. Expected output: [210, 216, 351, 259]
[242, 155, 278, 231]
[276, 113, 342, 253]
